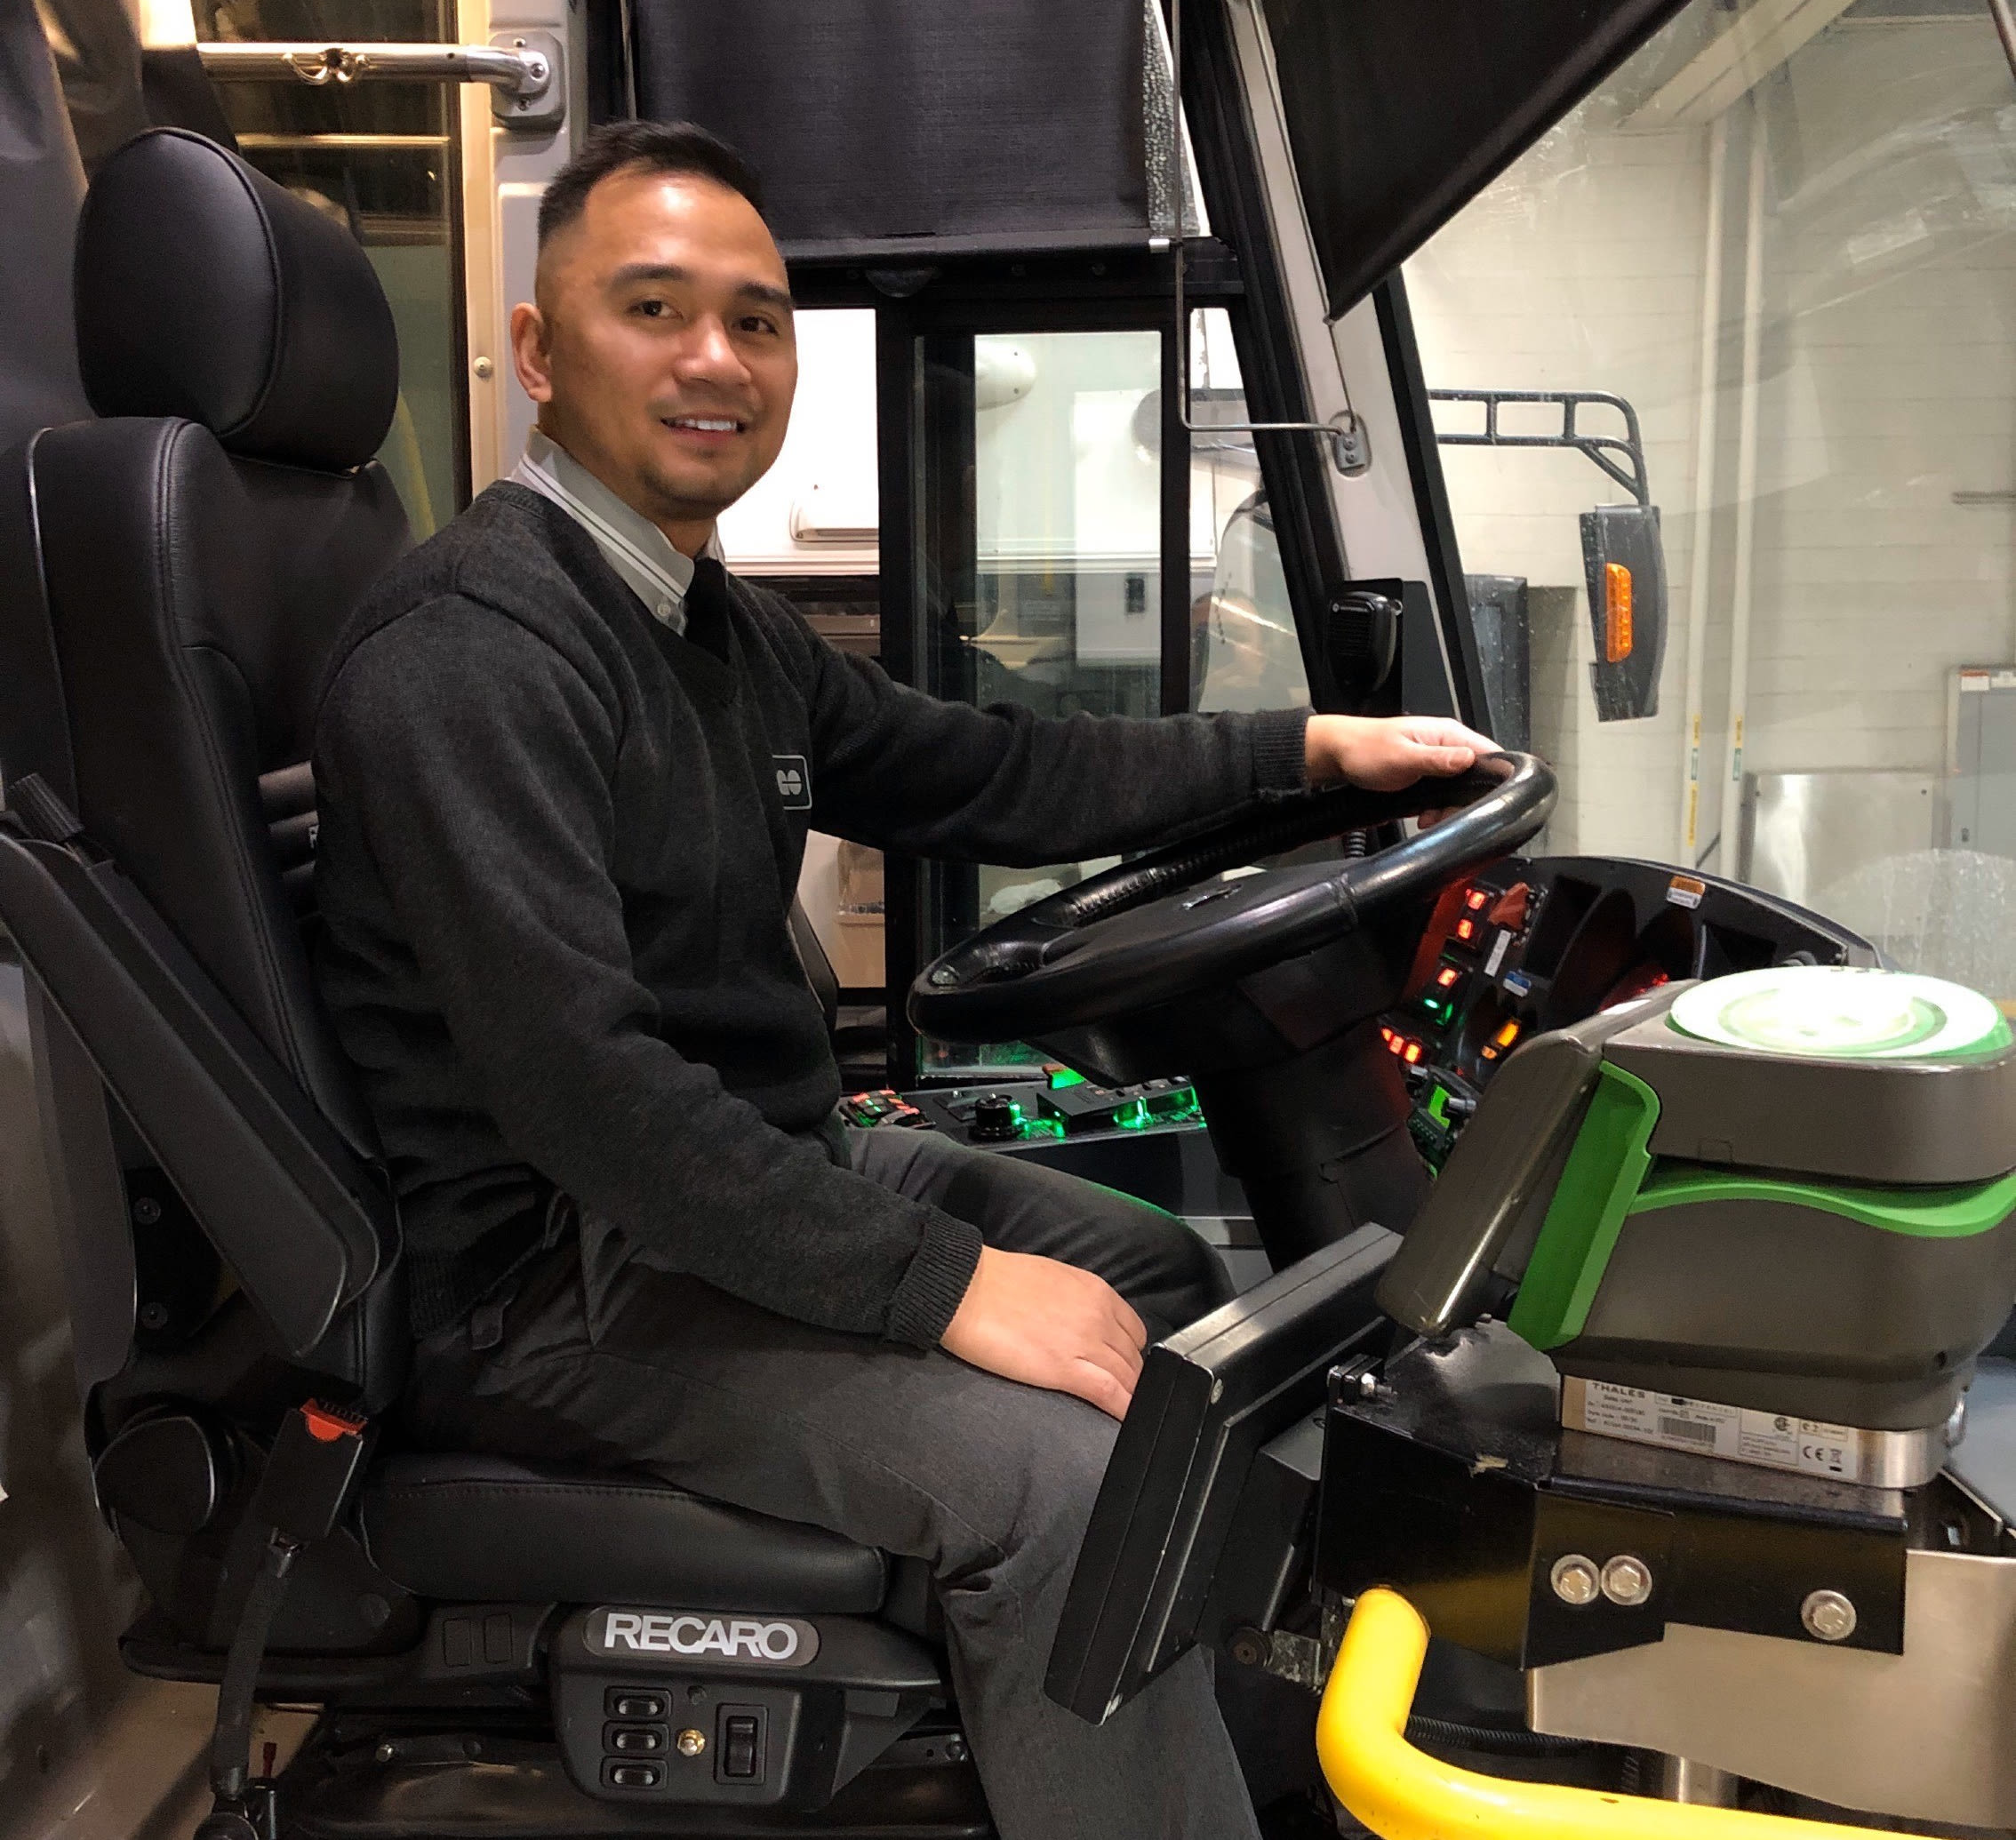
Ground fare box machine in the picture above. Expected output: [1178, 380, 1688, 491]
[1054, 959, 2016, 1836]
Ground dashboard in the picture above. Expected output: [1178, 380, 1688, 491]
[1380, 854, 1876, 1170]
[847, 855, 1876, 1251]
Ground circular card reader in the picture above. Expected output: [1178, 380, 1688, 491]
[1670, 964, 2010, 1063]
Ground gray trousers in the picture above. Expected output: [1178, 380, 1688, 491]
[403, 1127, 1262, 1840]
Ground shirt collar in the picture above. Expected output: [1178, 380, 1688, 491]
[510, 428, 720, 634]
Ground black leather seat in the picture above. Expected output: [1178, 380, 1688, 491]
[0, 127, 889, 1643]
[360, 1454, 888, 1611]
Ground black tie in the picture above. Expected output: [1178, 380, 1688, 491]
[681, 554, 734, 664]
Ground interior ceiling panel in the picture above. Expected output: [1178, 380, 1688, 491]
[1261, 0, 1698, 318]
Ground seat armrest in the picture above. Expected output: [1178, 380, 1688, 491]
[0, 828, 389, 1355]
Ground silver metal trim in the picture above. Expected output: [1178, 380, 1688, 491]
[1166, 0, 1366, 475]
[198, 40, 549, 99]
[1530, 1548, 2016, 1831]
[1560, 1375, 1950, 1490]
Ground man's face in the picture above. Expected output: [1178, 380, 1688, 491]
[512, 166, 796, 546]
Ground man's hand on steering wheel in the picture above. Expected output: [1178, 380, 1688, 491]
[1304, 713, 1499, 793]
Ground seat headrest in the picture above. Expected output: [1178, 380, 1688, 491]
[75, 129, 398, 473]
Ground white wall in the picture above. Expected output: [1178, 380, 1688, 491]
[716, 309, 880, 577]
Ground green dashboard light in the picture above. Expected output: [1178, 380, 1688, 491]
[1048, 1067, 1087, 1090]
[1670, 965, 2011, 1061]
[1115, 1100, 1153, 1130]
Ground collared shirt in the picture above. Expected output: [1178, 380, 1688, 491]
[510, 428, 720, 636]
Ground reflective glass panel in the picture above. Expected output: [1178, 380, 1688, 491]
[915, 327, 1164, 1076]
[191, 0, 466, 533]
[1187, 308, 1309, 714]
[1405, 0, 2016, 994]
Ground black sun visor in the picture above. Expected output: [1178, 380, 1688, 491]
[1261, 0, 1696, 319]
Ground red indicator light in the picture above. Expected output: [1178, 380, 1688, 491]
[1465, 889, 1489, 911]
[1436, 966, 1460, 989]
[1403, 1042, 1423, 1065]
[1387, 1034, 1405, 1055]
[1454, 918, 1477, 943]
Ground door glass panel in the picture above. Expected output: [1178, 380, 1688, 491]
[721, 310, 888, 1001]
[1187, 308, 1309, 715]
[189, 0, 466, 533]
[914, 326, 1162, 1077]
[1404, 0, 2016, 995]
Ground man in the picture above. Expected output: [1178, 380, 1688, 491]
[313, 120, 1492, 1840]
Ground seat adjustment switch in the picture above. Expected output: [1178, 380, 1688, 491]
[719, 1708, 764, 1781]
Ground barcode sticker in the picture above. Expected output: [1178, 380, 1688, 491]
[1657, 1415, 1719, 1446]
[1570, 1380, 1870, 1481]
[1580, 1380, 1740, 1459]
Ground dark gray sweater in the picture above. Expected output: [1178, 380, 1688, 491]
[313, 483, 1310, 1340]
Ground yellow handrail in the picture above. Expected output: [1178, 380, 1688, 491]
[1316, 1588, 1878, 1840]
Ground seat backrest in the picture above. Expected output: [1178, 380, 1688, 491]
[0, 127, 412, 1406]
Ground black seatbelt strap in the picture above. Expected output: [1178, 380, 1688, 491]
[196, 1402, 372, 1840]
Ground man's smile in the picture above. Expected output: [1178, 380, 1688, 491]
[662, 412, 749, 439]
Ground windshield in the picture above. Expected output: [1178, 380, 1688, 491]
[1404, 0, 2016, 998]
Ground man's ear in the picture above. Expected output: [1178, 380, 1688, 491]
[510, 301, 555, 404]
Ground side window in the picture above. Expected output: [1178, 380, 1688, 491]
[173, 0, 468, 534]
[1188, 308, 1310, 716]
[1405, 0, 2016, 989]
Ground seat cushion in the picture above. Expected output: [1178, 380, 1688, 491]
[356, 1453, 888, 1613]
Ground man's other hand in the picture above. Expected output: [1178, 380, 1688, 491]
[1304, 713, 1497, 792]
[940, 1247, 1148, 1419]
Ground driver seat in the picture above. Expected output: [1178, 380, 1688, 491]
[0, 128, 956, 1827]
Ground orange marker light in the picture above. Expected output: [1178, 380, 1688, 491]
[1604, 563, 1634, 662]
[1495, 1020, 1522, 1048]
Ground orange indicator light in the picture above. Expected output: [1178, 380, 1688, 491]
[1403, 1042, 1423, 1065]
[1604, 563, 1634, 662]
[1495, 1020, 1521, 1048]
[1454, 918, 1477, 943]
[1436, 966, 1461, 989]
[1465, 889, 1489, 911]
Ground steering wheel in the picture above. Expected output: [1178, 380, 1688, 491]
[908, 751, 1556, 1043]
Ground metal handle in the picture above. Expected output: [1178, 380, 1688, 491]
[198, 40, 548, 98]
[1318, 1588, 1882, 1840]
[196, 36, 564, 130]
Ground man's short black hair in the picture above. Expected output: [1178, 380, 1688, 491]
[536, 121, 765, 248]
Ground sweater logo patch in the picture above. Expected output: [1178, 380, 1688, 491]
[773, 755, 812, 811]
